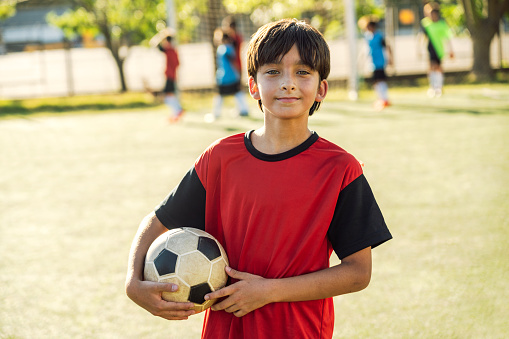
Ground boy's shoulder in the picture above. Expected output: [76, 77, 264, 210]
[201, 132, 245, 157]
[313, 136, 365, 189]
[209, 132, 245, 148]
[314, 136, 356, 158]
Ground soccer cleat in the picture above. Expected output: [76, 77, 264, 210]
[168, 109, 185, 123]
[374, 100, 390, 111]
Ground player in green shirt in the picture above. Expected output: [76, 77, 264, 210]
[421, 3, 454, 97]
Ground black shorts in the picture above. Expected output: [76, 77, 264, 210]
[218, 82, 240, 96]
[427, 42, 441, 65]
[372, 69, 387, 81]
[164, 79, 176, 94]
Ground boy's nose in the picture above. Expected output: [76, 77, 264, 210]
[280, 79, 296, 91]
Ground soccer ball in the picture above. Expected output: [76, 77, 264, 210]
[144, 227, 229, 313]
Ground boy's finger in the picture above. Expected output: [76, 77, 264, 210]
[150, 282, 195, 309]
[158, 307, 196, 320]
[161, 299, 196, 310]
[204, 285, 232, 301]
[225, 266, 252, 280]
[154, 281, 179, 292]
[209, 298, 234, 311]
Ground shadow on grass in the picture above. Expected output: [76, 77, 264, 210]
[391, 104, 509, 116]
[323, 99, 509, 118]
[0, 99, 161, 118]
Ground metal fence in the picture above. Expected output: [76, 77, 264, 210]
[0, 32, 508, 100]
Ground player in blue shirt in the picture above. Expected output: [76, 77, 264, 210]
[205, 28, 249, 122]
[363, 20, 392, 111]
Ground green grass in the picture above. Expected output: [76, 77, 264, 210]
[0, 83, 508, 338]
[0, 92, 158, 117]
[0, 92, 217, 119]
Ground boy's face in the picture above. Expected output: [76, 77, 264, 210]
[248, 45, 327, 121]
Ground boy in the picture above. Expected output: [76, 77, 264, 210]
[421, 3, 454, 97]
[126, 19, 392, 339]
[222, 15, 243, 77]
[150, 29, 184, 122]
[205, 28, 250, 122]
[363, 19, 393, 110]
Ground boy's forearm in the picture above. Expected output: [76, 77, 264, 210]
[126, 212, 168, 287]
[268, 247, 372, 303]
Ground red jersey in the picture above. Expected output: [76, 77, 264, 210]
[159, 44, 179, 80]
[231, 32, 243, 72]
[155, 131, 391, 339]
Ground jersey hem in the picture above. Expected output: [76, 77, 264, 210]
[337, 228, 393, 260]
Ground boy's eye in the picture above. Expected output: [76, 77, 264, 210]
[266, 70, 279, 75]
[297, 70, 311, 75]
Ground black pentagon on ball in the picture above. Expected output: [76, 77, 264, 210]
[154, 249, 178, 276]
[197, 237, 221, 261]
[189, 282, 212, 304]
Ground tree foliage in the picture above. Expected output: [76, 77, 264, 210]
[47, 0, 167, 92]
[443, 0, 509, 79]
[219, 0, 382, 40]
[0, 0, 17, 21]
[170, 0, 383, 42]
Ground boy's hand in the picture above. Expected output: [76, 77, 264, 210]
[126, 279, 196, 320]
[204, 267, 272, 317]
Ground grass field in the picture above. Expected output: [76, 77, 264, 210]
[1, 84, 508, 338]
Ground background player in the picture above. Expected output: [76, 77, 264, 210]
[126, 19, 392, 338]
[421, 3, 455, 97]
[150, 29, 184, 122]
[361, 17, 393, 110]
[222, 15, 243, 78]
[205, 28, 249, 122]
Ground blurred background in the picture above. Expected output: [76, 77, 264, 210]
[0, 0, 508, 100]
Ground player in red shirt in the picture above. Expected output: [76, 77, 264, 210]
[126, 19, 392, 339]
[150, 30, 184, 122]
[222, 16, 243, 77]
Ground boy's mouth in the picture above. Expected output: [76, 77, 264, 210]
[277, 97, 299, 103]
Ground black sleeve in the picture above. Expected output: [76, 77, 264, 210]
[154, 166, 206, 230]
[327, 174, 392, 260]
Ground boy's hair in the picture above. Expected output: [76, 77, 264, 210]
[247, 19, 330, 116]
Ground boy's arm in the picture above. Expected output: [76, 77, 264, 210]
[446, 39, 454, 59]
[125, 212, 196, 320]
[382, 38, 393, 66]
[205, 247, 372, 317]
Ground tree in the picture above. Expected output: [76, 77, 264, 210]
[0, 0, 17, 54]
[457, 0, 509, 80]
[0, 0, 16, 20]
[48, 0, 167, 92]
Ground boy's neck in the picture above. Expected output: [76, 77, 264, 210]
[251, 124, 312, 155]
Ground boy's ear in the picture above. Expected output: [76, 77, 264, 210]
[248, 77, 261, 100]
[315, 79, 328, 102]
